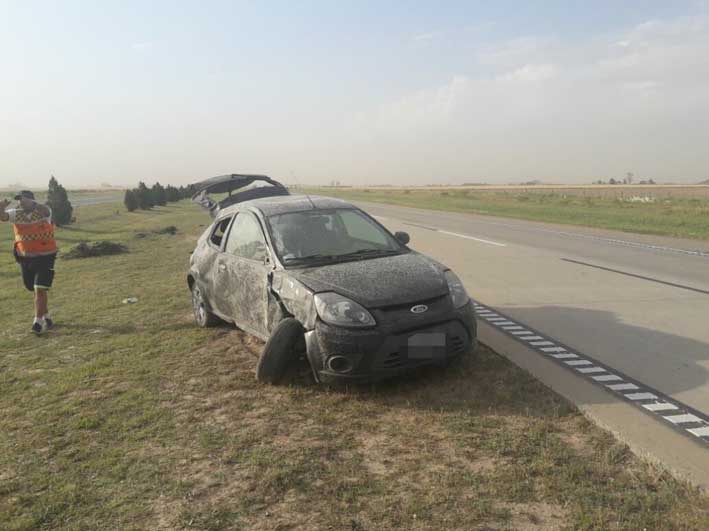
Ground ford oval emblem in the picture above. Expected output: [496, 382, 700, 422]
[410, 304, 428, 314]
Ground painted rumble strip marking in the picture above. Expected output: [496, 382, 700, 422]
[552, 353, 578, 359]
[471, 299, 709, 446]
[578, 367, 606, 374]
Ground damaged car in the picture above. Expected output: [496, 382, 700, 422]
[187, 174, 477, 384]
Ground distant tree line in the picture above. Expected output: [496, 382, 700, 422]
[593, 172, 656, 185]
[593, 178, 656, 185]
[124, 183, 195, 212]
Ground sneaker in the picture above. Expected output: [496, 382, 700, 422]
[31, 321, 43, 335]
[44, 317, 54, 330]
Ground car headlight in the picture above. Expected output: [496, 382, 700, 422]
[314, 292, 376, 328]
[445, 270, 469, 308]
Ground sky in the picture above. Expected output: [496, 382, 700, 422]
[1, 0, 708, 188]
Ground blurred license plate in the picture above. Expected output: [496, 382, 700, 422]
[407, 333, 446, 359]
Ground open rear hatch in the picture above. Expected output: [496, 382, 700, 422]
[191, 174, 289, 216]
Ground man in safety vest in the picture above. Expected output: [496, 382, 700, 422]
[1, 190, 58, 334]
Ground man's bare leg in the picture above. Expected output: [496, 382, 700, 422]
[35, 289, 48, 319]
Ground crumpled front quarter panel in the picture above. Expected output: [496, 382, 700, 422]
[271, 272, 317, 330]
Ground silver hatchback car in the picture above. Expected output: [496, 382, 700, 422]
[187, 174, 477, 384]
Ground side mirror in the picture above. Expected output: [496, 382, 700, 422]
[395, 231, 410, 245]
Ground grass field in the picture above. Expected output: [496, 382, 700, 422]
[304, 187, 709, 241]
[1, 201, 708, 530]
[0, 189, 123, 200]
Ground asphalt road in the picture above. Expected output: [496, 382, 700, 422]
[356, 200, 709, 486]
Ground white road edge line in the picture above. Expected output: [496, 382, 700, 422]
[438, 230, 507, 247]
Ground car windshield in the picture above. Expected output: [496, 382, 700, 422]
[267, 208, 405, 265]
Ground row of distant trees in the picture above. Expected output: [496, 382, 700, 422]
[593, 172, 656, 185]
[593, 178, 656, 185]
[124, 183, 195, 212]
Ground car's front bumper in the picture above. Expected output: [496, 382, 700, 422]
[305, 299, 477, 383]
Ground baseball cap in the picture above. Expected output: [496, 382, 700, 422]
[14, 190, 35, 200]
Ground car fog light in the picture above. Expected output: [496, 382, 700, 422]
[327, 356, 354, 373]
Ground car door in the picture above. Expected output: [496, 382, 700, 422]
[202, 214, 235, 318]
[215, 211, 272, 338]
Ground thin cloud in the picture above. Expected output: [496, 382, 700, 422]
[499, 63, 557, 83]
[413, 31, 440, 42]
[413, 23, 493, 45]
[131, 42, 152, 51]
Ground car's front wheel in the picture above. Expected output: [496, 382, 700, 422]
[192, 285, 221, 327]
[256, 318, 305, 384]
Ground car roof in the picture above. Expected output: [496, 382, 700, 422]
[219, 194, 356, 217]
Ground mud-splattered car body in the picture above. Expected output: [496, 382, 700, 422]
[187, 175, 477, 383]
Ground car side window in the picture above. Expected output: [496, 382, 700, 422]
[210, 216, 233, 247]
[224, 213, 268, 262]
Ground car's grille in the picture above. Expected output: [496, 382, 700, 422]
[373, 294, 452, 335]
[378, 351, 405, 369]
[449, 334, 466, 354]
[372, 321, 469, 370]
[376, 294, 448, 314]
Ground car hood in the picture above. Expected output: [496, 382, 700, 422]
[290, 252, 449, 308]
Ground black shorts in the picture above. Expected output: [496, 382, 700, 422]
[19, 255, 56, 292]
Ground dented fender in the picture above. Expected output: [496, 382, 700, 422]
[270, 271, 318, 330]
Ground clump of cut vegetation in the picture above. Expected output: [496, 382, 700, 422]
[63, 240, 129, 259]
[154, 225, 178, 235]
[0, 199, 707, 530]
[135, 225, 179, 238]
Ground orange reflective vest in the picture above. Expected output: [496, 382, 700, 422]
[11, 208, 58, 257]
